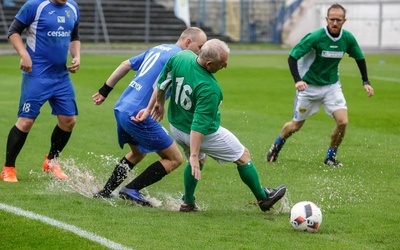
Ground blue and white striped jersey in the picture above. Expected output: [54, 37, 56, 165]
[15, 0, 80, 77]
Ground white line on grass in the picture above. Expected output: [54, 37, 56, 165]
[0, 203, 132, 250]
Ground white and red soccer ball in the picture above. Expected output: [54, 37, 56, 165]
[290, 201, 322, 233]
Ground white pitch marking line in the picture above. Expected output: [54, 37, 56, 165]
[0, 203, 132, 250]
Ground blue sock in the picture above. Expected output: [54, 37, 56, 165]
[326, 147, 337, 159]
[274, 136, 286, 148]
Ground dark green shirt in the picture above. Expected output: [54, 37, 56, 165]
[290, 27, 364, 85]
[157, 50, 222, 135]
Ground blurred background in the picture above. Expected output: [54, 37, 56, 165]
[1, 0, 399, 49]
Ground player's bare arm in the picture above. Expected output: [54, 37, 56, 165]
[92, 60, 131, 105]
[150, 88, 167, 121]
[9, 33, 32, 73]
[189, 130, 204, 180]
[68, 40, 80, 73]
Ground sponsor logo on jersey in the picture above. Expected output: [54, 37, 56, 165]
[321, 50, 344, 58]
[49, 10, 55, 15]
[57, 16, 66, 23]
[154, 45, 172, 51]
[129, 80, 143, 91]
[47, 26, 71, 37]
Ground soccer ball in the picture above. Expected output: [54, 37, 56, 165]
[290, 201, 322, 233]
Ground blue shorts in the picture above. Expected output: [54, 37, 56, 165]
[18, 74, 78, 119]
[115, 110, 173, 153]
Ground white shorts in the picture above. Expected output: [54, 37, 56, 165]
[292, 82, 347, 121]
[170, 124, 245, 164]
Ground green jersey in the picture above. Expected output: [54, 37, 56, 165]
[157, 50, 222, 135]
[290, 27, 364, 86]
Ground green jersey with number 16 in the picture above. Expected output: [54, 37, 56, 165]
[290, 27, 364, 86]
[157, 50, 222, 135]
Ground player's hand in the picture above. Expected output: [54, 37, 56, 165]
[295, 81, 307, 91]
[131, 108, 150, 123]
[92, 92, 106, 105]
[364, 84, 374, 97]
[20, 53, 32, 73]
[189, 156, 201, 180]
[68, 57, 80, 73]
[150, 103, 165, 121]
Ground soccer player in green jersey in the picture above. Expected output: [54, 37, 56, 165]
[266, 3, 374, 167]
[137, 39, 286, 212]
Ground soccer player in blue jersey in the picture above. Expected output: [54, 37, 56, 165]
[266, 3, 374, 167]
[1, 0, 81, 182]
[92, 27, 207, 205]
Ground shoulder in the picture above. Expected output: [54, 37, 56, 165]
[197, 73, 219, 88]
[308, 28, 326, 39]
[297, 28, 324, 44]
[179, 50, 196, 57]
[171, 50, 196, 61]
[15, 0, 44, 21]
[27, 0, 44, 5]
[66, 0, 79, 7]
[341, 29, 356, 39]
[152, 44, 181, 55]
[19, 0, 41, 10]
[303, 28, 325, 37]
[337, 29, 359, 46]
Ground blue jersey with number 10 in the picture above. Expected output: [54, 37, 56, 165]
[114, 44, 182, 115]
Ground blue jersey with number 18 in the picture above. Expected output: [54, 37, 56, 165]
[114, 44, 182, 115]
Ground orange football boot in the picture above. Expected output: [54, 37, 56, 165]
[1, 166, 18, 182]
[42, 155, 68, 180]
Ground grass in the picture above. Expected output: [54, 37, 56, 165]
[0, 49, 399, 250]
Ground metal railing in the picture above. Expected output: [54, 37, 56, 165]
[93, 0, 109, 44]
[1, 0, 399, 48]
[0, 1, 10, 40]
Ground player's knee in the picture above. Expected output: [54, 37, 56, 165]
[16, 118, 35, 132]
[243, 147, 251, 157]
[172, 155, 183, 168]
[66, 117, 77, 128]
[164, 159, 183, 173]
[165, 151, 183, 169]
[291, 120, 304, 132]
[337, 118, 348, 127]
[284, 121, 301, 135]
[236, 148, 251, 165]
[59, 116, 76, 131]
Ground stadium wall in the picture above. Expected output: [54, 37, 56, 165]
[281, 0, 400, 49]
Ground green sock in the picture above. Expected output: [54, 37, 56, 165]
[183, 163, 203, 205]
[237, 161, 267, 201]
